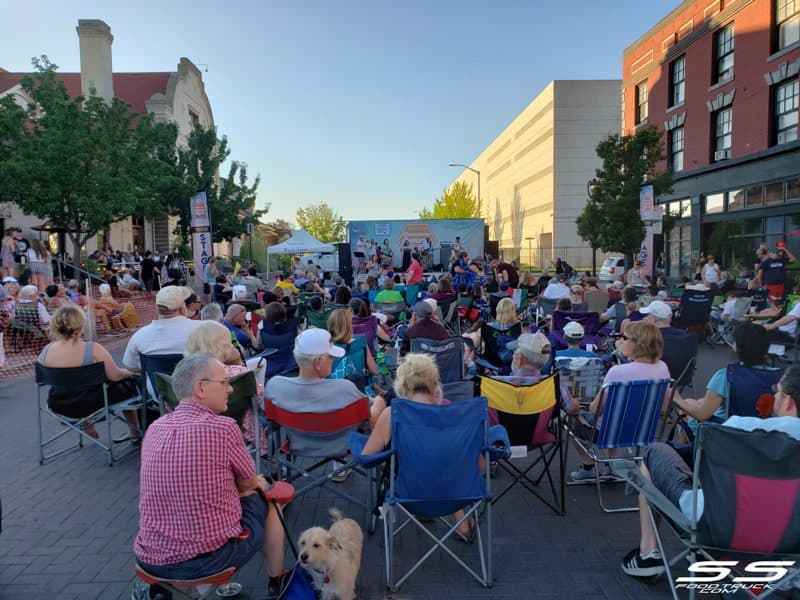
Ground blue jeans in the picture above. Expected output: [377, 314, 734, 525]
[137, 492, 268, 580]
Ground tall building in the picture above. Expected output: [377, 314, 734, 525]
[622, 0, 800, 278]
[0, 19, 216, 256]
[449, 80, 620, 269]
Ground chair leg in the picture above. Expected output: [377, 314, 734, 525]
[595, 461, 638, 513]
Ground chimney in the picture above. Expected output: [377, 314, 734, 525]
[76, 19, 114, 102]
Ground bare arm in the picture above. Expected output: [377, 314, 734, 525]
[93, 343, 135, 382]
[673, 388, 724, 422]
[365, 346, 377, 375]
[763, 314, 797, 330]
[362, 409, 391, 455]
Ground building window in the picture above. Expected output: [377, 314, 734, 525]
[788, 177, 800, 201]
[635, 81, 648, 124]
[680, 198, 692, 218]
[777, 0, 800, 50]
[712, 107, 732, 161]
[728, 189, 745, 211]
[766, 181, 785, 204]
[669, 126, 684, 172]
[746, 185, 764, 208]
[713, 23, 735, 83]
[705, 192, 725, 214]
[669, 56, 686, 106]
[773, 79, 799, 145]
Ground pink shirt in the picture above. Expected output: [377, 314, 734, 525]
[406, 260, 423, 285]
[134, 402, 255, 565]
[602, 360, 670, 388]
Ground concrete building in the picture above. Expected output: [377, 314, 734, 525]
[449, 80, 621, 269]
[0, 19, 221, 257]
[622, 0, 800, 278]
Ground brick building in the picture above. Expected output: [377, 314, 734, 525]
[622, 0, 800, 278]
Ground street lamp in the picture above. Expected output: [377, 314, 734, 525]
[449, 163, 481, 218]
[586, 178, 599, 276]
[525, 236, 535, 270]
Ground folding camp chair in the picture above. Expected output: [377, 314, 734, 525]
[584, 290, 610, 314]
[404, 284, 420, 305]
[259, 319, 298, 379]
[222, 371, 263, 472]
[140, 353, 183, 416]
[373, 301, 406, 323]
[480, 374, 565, 515]
[725, 363, 783, 418]
[35, 362, 142, 466]
[350, 397, 495, 591]
[531, 296, 558, 331]
[352, 314, 378, 352]
[409, 336, 473, 400]
[707, 297, 751, 347]
[616, 424, 800, 600]
[674, 289, 713, 332]
[550, 311, 602, 351]
[471, 322, 522, 375]
[554, 356, 606, 407]
[305, 307, 332, 329]
[566, 378, 672, 512]
[329, 335, 369, 391]
[296, 292, 323, 324]
[660, 329, 698, 396]
[265, 398, 374, 531]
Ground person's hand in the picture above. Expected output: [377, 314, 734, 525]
[253, 474, 269, 492]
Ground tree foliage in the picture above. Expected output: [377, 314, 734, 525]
[296, 203, 345, 242]
[576, 125, 673, 259]
[0, 57, 177, 259]
[707, 220, 749, 269]
[420, 181, 479, 219]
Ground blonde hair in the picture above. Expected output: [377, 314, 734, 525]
[48, 305, 86, 340]
[327, 308, 353, 344]
[495, 298, 519, 325]
[185, 321, 238, 364]
[622, 320, 663, 363]
[393, 353, 441, 398]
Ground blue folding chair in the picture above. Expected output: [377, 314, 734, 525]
[566, 378, 672, 512]
[139, 353, 183, 417]
[260, 318, 299, 379]
[404, 284, 420, 305]
[725, 363, 783, 418]
[410, 336, 474, 401]
[351, 397, 497, 591]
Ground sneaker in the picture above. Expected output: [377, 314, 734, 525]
[130, 580, 150, 600]
[569, 464, 598, 482]
[266, 570, 292, 599]
[620, 547, 665, 578]
[331, 460, 351, 483]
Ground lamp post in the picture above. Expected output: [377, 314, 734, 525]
[586, 178, 599, 276]
[449, 163, 481, 218]
[525, 236, 535, 270]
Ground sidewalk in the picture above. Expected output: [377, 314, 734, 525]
[0, 344, 733, 599]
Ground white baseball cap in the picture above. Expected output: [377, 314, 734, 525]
[563, 321, 585, 339]
[640, 300, 673, 320]
[294, 328, 345, 357]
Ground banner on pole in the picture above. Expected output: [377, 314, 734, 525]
[189, 191, 212, 289]
[639, 185, 656, 220]
[639, 225, 654, 276]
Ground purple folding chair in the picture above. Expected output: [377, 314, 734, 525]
[550, 311, 601, 350]
[352, 314, 378, 352]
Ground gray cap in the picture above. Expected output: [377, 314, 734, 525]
[412, 301, 433, 318]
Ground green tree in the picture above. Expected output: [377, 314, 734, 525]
[296, 202, 345, 242]
[420, 181, 479, 219]
[0, 56, 177, 260]
[707, 220, 750, 269]
[577, 125, 673, 260]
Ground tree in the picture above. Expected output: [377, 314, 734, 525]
[0, 57, 178, 260]
[296, 202, 345, 242]
[419, 181, 479, 219]
[577, 125, 673, 260]
[261, 219, 293, 246]
[707, 220, 750, 269]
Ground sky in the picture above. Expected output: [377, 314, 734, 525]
[1, 0, 678, 225]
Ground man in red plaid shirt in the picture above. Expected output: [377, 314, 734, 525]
[134, 353, 287, 598]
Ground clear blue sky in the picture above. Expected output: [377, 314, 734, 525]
[2, 0, 677, 225]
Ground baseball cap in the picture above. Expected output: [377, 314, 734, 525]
[776, 240, 787, 249]
[156, 286, 189, 311]
[412, 301, 434, 318]
[506, 332, 550, 358]
[640, 300, 673, 320]
[611, 281, 624, 290]
[2, 276, 18, 284]
[294, 328, 345, 357]
[563, 321, 585, 340]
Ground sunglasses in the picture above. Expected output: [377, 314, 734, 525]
[621, 334, 634, 341]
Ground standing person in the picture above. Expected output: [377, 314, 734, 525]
[382, 238, 393, 263]
[26, 239, 50, 292]
[1, 229, 16, 278]
[452, 236, 464, 255]
[759, 242, 796, 301]
[203, 256, 219, 298]
[139, 251, 158, 294]
[406, 251, 424, 286]
[626, 259, 650, 287]
[491, 259, 519, 289]
[701, 254, 721, 288]
[401, 240, 412, 272]
[354, 235, 367, 273]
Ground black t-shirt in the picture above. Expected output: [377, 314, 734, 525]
[760, 257, 789, 285]
[14, 237, 30, 263]
[140, 258, 156, 280]
[495, 262, 519, 288]
[402, 318, 449, 354]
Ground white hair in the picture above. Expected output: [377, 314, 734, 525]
[99, 283, 111, 295]
[20, 285, 38, 299]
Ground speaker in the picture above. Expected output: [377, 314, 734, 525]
[335, 242, 353, 286]
[485, 240, 499, 261]
[439, 242, 452, 266]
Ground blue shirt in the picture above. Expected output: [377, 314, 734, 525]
[556, 348, 597, 359]
[222, 319, 250, 349]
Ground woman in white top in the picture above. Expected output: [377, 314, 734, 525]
[701, 254, 721, 287]
[626, 260, 650, 287]
[27, 239, 50, 292]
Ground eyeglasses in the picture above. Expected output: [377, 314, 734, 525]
[621, 335, 633, 341]
[772, 384, 782, 395]
[200, 378, 230, 386]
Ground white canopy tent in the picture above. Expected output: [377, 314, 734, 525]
[266, 229, 334, 274]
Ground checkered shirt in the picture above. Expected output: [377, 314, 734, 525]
[134, 402, 256, 565]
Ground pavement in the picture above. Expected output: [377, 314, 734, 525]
[0, 342, 736, 600]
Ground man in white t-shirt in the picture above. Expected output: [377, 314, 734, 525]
[701, 254, 721, 287]
[542, 273, 571, 299]
[621, 366, 800, 578]
[123, 286, 201, 372]
[762, 298, 800, 344]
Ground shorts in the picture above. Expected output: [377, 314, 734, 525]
[28, 262, 47, 275]
[644, 443, 693, 508]
[137, 492, 269, 580]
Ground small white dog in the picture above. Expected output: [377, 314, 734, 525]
[298, 508, 364, 600]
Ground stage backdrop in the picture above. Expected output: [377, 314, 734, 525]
[347, 219, 484, 268]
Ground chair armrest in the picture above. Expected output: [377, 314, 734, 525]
[613, 459, 691, 532]
[348, 432, 392, 468]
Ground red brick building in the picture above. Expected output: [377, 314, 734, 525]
[623, 0, 799, 278]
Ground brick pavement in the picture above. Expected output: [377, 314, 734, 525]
[0, 344, 735, 600]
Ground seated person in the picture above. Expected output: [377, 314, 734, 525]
[570, 321, 670, 482]
[463, 297, 519, 352]
[505, 332, 577, 415]
[709, 289, 738, 326]
[350, 297, 392, 343]
[264, 328, 367, 413]
[555, 322, 597, 359]
[374, 279, 404, 304]
[600, 286, 639, 333]
[235, 266, 263, 300]
[541, 273, 571, 300]
[65, 279, 84, 305]
[119, 269, 142, 291]
[200, 302, 223, 322]
[402, 301, 449, 354]
[761, 295, 800, 343]
[44, 283, 72, 312]
[222, 304, 260, 353]
[304, 276, 331, 300]
[607, 280, 624, 304]
[93, 283, 139, 331]
[327, 308, 377, 377]
[214, 274, 233, 305]
[621, 366, 800, 578]
[274, 274, 299, 297]
[133, 353, 288, 598]
[17, 284, 50, 329]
